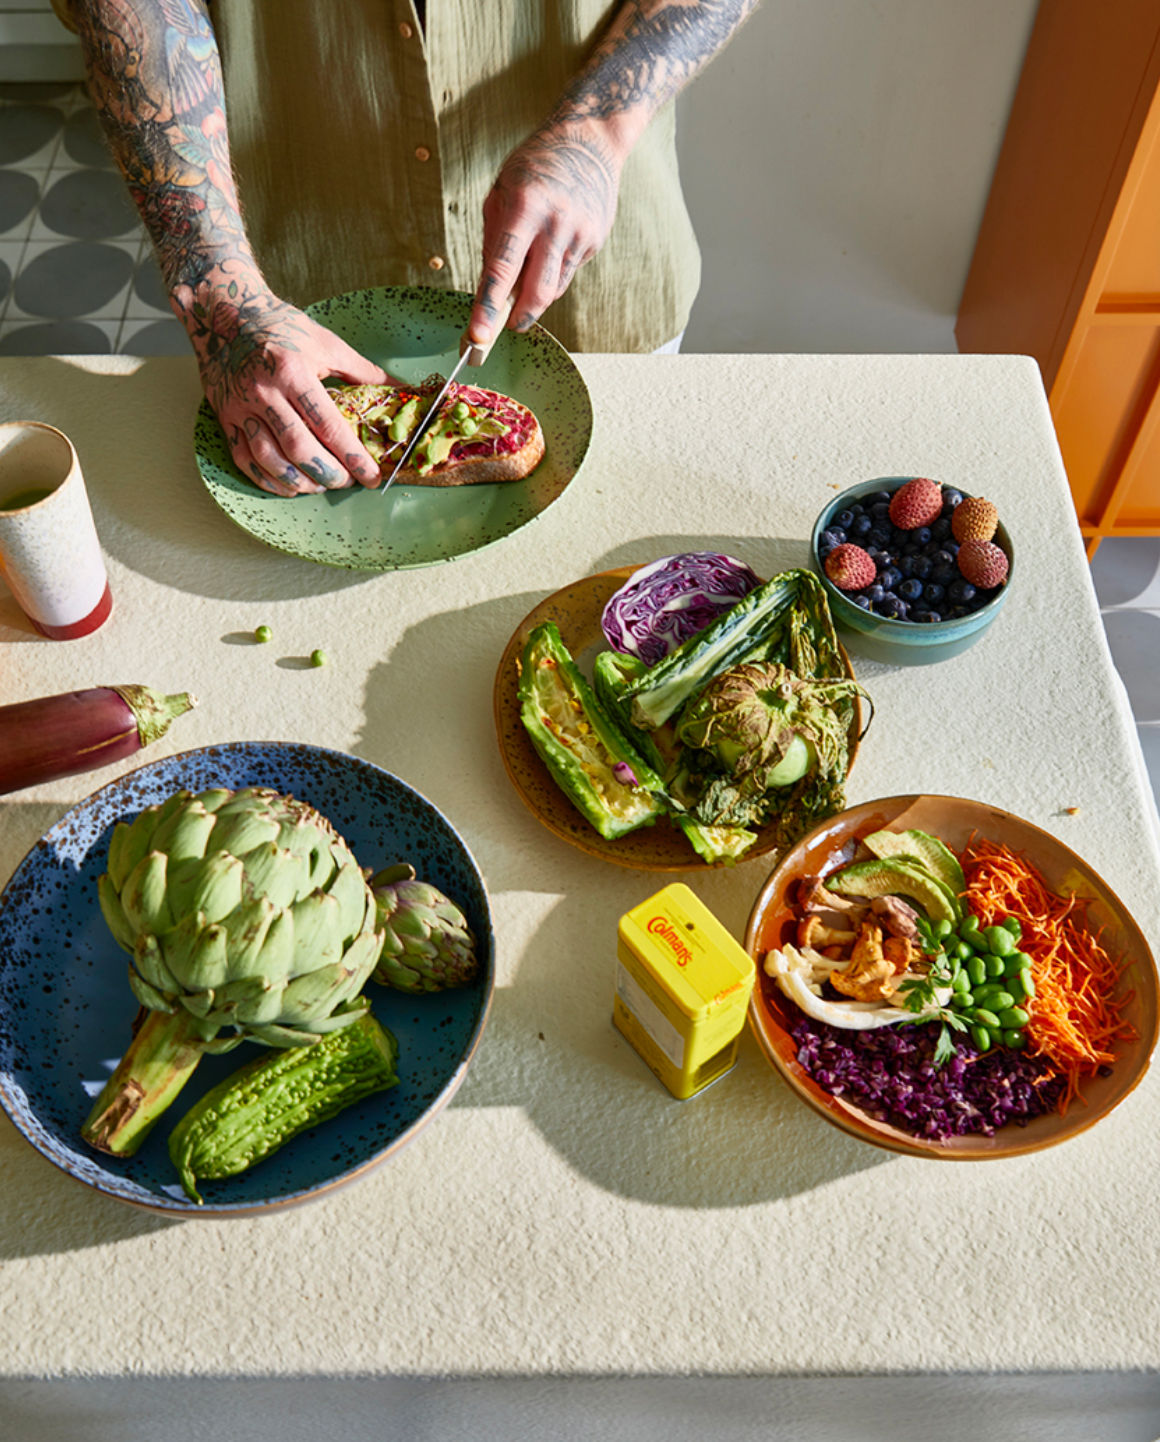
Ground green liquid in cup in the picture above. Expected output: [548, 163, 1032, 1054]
[0, 487, 54, 511]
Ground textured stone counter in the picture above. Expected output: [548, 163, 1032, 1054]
[0, 353, 1157, 1383]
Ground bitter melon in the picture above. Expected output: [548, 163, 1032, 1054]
[167, 1011, 399, 1202]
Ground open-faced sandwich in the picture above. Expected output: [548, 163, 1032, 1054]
[331, 378, 544, 486]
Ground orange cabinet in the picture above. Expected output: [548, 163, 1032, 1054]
[956, 0, 1160, 557]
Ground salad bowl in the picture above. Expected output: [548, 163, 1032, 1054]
[745, 794, 1158, 1159]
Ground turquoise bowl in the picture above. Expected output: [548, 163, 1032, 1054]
[810, 477, 1014, 666]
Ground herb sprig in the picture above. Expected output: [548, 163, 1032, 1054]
[895, 915, 968, 1067]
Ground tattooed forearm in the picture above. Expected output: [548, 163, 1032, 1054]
[68, 0, 252, 292]
[556, 0, 762, 125]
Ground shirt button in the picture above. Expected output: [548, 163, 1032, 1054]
[414, 145, 431, 163]
[428, 256, 445, 271]
[399, 22, 413, 39]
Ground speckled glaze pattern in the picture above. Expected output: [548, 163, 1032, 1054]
[0, 421, 109, 631]
[0, 742, 494, 1217]
[493, 566, 863, 872]
[744, 793, 1158, 1160]
[811, 477, 1014, 666]
[194, 286, 594, 571]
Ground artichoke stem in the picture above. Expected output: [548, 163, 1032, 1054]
[82, 1008, 208, 1157]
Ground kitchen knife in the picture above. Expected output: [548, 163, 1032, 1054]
[381, 295, 515, 492]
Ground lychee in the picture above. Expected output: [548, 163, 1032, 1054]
[824, 543, 877, 592]
[889, 477, 943, 530]
[952, 496, 999, 544]
[956, 538, 1009, 589]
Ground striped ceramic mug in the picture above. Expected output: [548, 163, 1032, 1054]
[0, 422, 112, 640]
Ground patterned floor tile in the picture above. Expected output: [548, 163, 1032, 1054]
[7, 237, 137, 321]
[32, 167, 142, 242]
[0, 316, 119, 355]
[119, 316, 190, 355]
[0, 102, 65, 171]
[0, 168, 42, 241]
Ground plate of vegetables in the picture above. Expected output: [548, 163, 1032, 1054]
[0, 742, 494, 1215]
[493, 554, 870, 870]
[745, 794, 1158, 1158]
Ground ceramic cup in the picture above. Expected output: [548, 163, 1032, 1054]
[0, 421, 112, 639]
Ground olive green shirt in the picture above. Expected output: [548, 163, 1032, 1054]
[56, 0, 702, 351]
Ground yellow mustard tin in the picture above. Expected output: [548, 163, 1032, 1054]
[614, 883, 756, 1099]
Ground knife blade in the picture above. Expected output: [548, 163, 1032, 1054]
[380, 295, 515, 493]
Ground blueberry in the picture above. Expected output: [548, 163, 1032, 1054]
[869, 496, 893, 515]
[820, 526, 848, 549]
[944, 540, 960, 559]
[910, 555, 933, 580]
[942, 489, 964, 513]
[848, 502, 866, 516]
[833, 508, 856, 530]
[911, 608, 938, 624]
[852, 595, 873, 611]
[923, 582, 945, 605]
[865, 583, 886, 604]
[851, 514, 873, 538]
[865, 526, 891, 550]
[897, 555, 917, 578]
[898, 578, 924, 601]
[931, 517, 952, 542]
[875, 594, 908, 619]
[890, 526, 911, 548]
[880, 565, 902, 591]
[910, 526, 932, 547]
[948, 578, 977, 605]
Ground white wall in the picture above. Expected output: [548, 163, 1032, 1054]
[677, 0, 1039, 354]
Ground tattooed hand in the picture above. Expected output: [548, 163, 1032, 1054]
[469, 118, 623, 344]
[172, 269, 390, 497]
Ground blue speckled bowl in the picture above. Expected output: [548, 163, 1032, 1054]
[811, 477, 1014, 666]
[0, 742, 493, 1217]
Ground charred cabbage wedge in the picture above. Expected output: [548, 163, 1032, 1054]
[518, 621, 667, 839]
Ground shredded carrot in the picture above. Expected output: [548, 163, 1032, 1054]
[959, 837, 1137, 1114]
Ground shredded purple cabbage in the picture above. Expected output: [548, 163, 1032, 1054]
[601, 552, 762, 666]
[792, 1015, 1065, 1140]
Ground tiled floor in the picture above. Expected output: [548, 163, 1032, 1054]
[0, 81, 1157, 816]
[0, 79, 186, 355]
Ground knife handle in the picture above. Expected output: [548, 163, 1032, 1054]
[461, 293, 516, 367]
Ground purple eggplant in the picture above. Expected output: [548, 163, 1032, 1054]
[0, 685, 197, 795]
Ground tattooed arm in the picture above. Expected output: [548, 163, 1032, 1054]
[62, 0, 388, 495]
[468, 0, 761, 347]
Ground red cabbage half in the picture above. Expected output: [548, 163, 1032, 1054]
[601, 552, 762, 666]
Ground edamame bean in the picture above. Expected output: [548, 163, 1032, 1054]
[1019, 968, 1036, 999]
[998, 1007, 1029, 1029]
[973, 1008, 1002, 1029]
[967, 956, 987, 987]
[452, 400, 470, 421]
[970, 1024, 991, 1051]
[981, 989, 1015, 1012]
[984, 926, 1016, 957]
[1001, 917, 1023, 940]
[1003, 1029, 1027, 1049]
[985, 954, 1006, 978]
[934, 919, 953, 939]
[951, 969, 971, 992]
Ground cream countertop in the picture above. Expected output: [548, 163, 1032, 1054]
[0, 353, 1157, 1380]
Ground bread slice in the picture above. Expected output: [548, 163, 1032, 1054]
[331, 379, 544, 486]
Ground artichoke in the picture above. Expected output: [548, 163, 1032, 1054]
[83, 786, 384, 1156]
[676, 662, 868, 829]
[370, 863, 478, 994]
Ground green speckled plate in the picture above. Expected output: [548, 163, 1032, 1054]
[194, 286, 593, 571]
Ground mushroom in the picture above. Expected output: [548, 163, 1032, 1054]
[829, 922, 897, 1002]
[797, 876, 870, 917]
[870, 893, 920, 939]
[796, 913, 858, 951]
